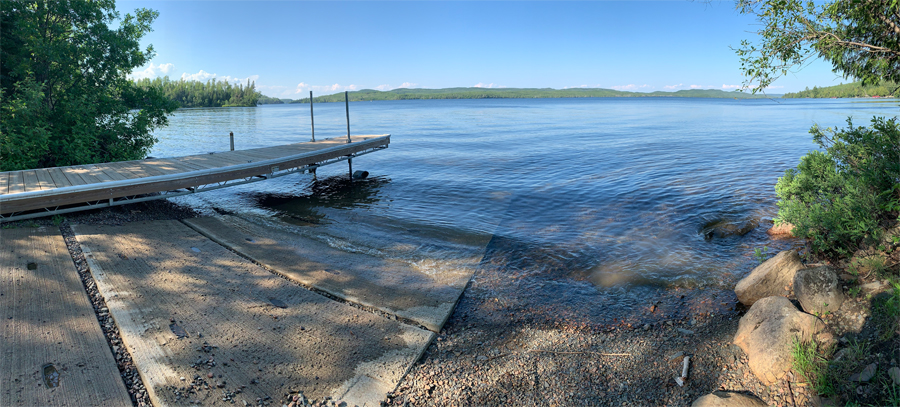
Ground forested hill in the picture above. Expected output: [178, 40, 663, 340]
[133, 77, 261, 108]
[283, 87, 776, 103]
[781, 82, 898, 98]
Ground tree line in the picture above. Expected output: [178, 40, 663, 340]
[132, 76, 261, 108]
[282, 87, 772, 104]
[781, 82, 897, 98]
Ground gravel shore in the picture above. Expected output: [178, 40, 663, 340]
[385, 284, 803, 407]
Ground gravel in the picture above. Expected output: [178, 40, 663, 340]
[384, 284, 802, 407]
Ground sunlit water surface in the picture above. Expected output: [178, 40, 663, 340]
[151, 97, 899, 323]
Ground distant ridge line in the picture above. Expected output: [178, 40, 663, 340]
[259, 87, 781, 104]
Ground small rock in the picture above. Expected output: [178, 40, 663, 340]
[667, 351, 685, 363]
[691, 391, 767, 406]
[180, 376, 186, 381]
[888, 367, 900, 385]
[207, 373, 214, 378]
[850, 363, 877, 382]
[677, 328, 695, 335]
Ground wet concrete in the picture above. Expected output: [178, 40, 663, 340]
[184, 215, 474, 332]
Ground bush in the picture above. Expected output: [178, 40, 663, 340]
[775, 116, 900, 258]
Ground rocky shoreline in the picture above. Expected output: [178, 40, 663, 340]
[7, 201, 899, 406]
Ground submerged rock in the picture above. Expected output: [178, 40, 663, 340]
[733, 296, 828, 385]
[794, 266, 845, 315]
[701, 219, 759, 240]
[766, 222, 795, 238]
[734, 250, 804, 306]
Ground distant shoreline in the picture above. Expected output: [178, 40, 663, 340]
[258, 87, 780, 105]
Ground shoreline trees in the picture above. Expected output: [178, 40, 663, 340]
[133, 77, 261, 108]
[0, 0, 177, 171]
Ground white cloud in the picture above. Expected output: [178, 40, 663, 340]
[128, 62, 175, 80]
[180, 70, 259, 85]
[373, 82, 419, 91]
[689, 84, 704, 89]
[663, 83, 684, 90]
[294, 82, 359, 95]
[473, 82, 504, 88]
[611, 84, 652, 91]
[721, 84, 741, 90]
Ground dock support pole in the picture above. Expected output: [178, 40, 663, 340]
[345, 91, 351, 144]
[230, 132, 234, 151]
[309, 91, 315, 142]
[348, 157, 353, 181]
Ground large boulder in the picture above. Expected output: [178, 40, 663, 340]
[733, 296, 828, 385]
[692, 391, 767, 407]
[794, 266, 845, 315]
[735, 250, 804, 306]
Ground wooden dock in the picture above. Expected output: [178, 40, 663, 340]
[0, 135, 390, 222]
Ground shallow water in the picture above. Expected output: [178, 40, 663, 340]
[154, 97, 899, 322]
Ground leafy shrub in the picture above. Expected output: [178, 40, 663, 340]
[775, 117, 900, 257]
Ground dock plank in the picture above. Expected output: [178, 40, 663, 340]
[141, 159, 198, 174]
[0, 227, 132, 406]
[0, 172, 8, 195]
[34, 169, 57, 190]
[103, 162, 154, 179]
[47, 168, 74, 189]
[86, 164, 129, 182]
[63, 166, 103, 186]
[163, 158, 210, 171]
[117, 162, 168, 177]
[8, 171, 24, 195]
[21, 171, 40, 192]
[85, 165, 115, 182]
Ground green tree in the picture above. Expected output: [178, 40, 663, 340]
[736, 0, 900, 93]
[0, 0, 177, 171]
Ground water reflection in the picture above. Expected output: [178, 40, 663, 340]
[252, 176, 389, 226]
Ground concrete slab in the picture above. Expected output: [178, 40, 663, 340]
[1, 227, 132, 407]
[183, 215, 474, 332]
[73, 220, 433, 407]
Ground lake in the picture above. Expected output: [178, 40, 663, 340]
[152, 97, 899, 325]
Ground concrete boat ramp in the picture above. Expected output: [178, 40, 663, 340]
[2, 217, 475, 407]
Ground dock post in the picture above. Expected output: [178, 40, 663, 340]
[348, 157, 353, 181]
[309, 91, 315, 142]
[230, 132, 234, 151]
[345, 91, 351, 144]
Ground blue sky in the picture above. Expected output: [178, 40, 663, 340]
[122, 1, 848, 97]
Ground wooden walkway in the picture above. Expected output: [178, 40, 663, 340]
[0, 135, 389, 221]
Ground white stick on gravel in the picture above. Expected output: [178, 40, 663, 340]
[675, 356, 690, 387]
